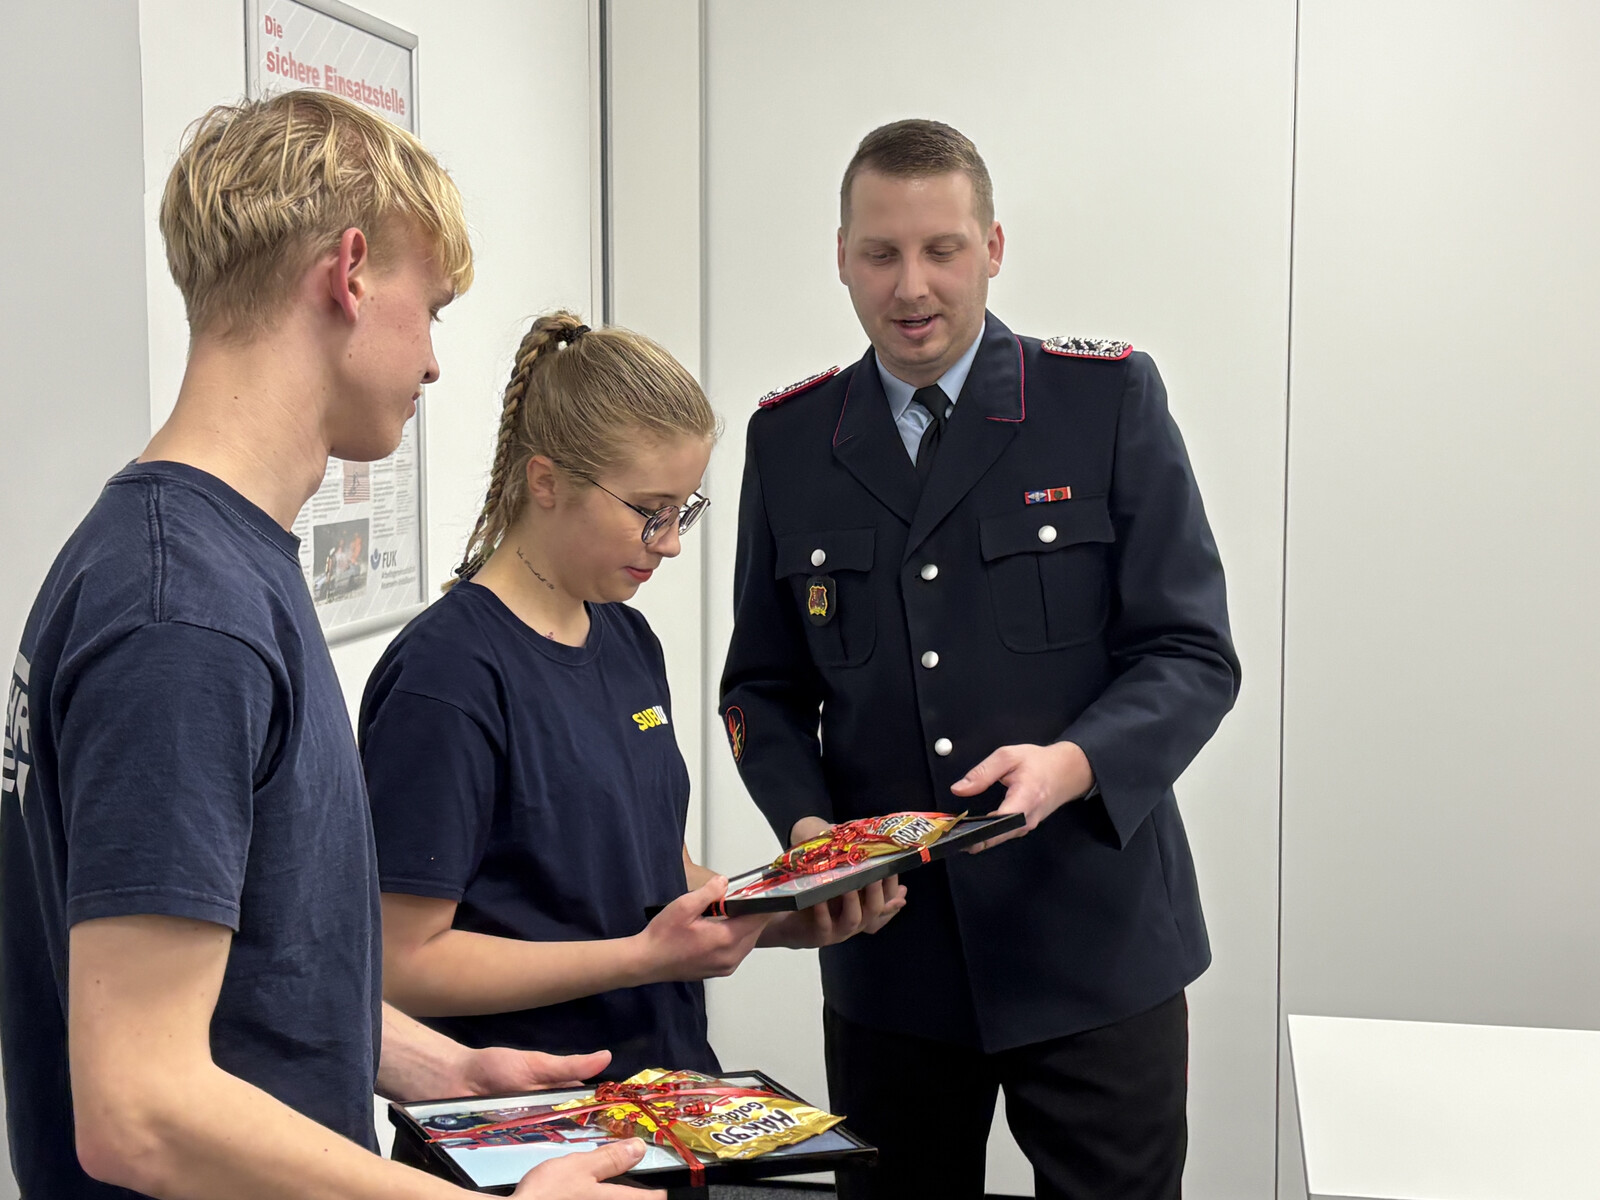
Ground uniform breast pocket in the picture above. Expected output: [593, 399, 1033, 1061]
[980, 500, 1114, 652]
[774, 528, 877, 668]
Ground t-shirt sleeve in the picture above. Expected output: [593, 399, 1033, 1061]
[361, 688, 496, 902]
[57, 622, 277, 931]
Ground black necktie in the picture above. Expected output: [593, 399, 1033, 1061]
[912, 385, 949, 484]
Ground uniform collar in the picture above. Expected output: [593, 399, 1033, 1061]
[831, 313, 1025, 548]
[876, 326, 985, 419]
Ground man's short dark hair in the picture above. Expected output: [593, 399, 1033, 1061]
[840, 119, 994, 229]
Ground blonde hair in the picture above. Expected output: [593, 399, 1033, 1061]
[160, 89, 473, 338]
[841, 119, 994, 229]
[449, 312, 716, 589]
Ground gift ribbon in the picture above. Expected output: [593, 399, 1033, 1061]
[727, 812, 957, 899]
[424, 1079, 790, 1186]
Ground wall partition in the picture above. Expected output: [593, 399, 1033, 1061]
[1278, 2, 1600, 1195]
[679, 2, 1297, 1194]
[0, 5, 152, 1196]
[609, 2, 1600, 1197]
[7, 2, 1598, 1196]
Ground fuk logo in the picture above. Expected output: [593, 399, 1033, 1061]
[3, 654, 33, 811]
[804, 575, 835, 626]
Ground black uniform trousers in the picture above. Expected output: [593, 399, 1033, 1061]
[826, 993, 1188, 1200]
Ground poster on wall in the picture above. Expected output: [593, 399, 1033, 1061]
[246, 0, 428, 644]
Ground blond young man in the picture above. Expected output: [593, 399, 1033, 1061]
[0, 91, 653, 1200]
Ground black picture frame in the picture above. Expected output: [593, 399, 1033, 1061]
[389, 1070, 876, 1193]
[699, 811, 1026, 917]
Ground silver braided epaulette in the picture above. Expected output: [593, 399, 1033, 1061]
[1041, 336, 1133, 361]
[757, 366, 840, 409]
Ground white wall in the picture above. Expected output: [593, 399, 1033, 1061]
[0, 4, 152, 1195]
[687, 3, 1295, 1195]
[1277, 2, 1600, 1195]
[10, 3, 1600, 1197]
[2, 0, 151, 673]
[606, 0, 710, 856]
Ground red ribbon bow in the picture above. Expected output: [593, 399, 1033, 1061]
[425, 1078, 787, 1186]
[731, 812, 952, 899]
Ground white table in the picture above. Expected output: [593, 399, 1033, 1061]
[1288, 1014, 1600, 1200]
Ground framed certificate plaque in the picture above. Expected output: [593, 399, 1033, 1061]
[389, 1070, 876, 1193]
[647, 812, 1026, 920]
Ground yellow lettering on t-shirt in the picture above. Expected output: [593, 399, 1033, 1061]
[630, 705, 670, 731]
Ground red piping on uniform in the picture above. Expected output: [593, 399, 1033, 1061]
[833, 370, 857, 447]
[986, 335, 1027, 423]
[760, 366, 840, 410]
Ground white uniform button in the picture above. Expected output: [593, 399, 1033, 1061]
[921, 651, 940, 669]
[933, 737, 953, 757]
[811, 548, 827, 567]
[1038, 524, 1058, 544]
[920, 563, 939, 581]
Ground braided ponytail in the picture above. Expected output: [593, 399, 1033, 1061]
[444, 309, 714, 592]
[446, 312, 589, 589]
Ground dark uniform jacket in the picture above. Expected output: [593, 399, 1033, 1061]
[718, 312, 1240, 1052]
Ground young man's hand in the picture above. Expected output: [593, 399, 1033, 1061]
[380, 1006, 612, 1104]
[453, 1047, 612, 1096]
[512, 1138, 662, 1199]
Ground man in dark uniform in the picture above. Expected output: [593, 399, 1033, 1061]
[718, 120, 1240, 1199]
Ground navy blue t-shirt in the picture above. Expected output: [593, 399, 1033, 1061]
[359, 582, 715, 1080]
[0, 462, 383, 1198]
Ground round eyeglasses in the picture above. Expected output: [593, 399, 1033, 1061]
[587, 479, 710, 545]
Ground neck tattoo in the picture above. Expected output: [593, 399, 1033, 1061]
[515, 547, 555, 591]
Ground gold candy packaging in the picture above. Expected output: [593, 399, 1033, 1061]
[553, 1068, 843, 1161]
[768, 811, 966, 876]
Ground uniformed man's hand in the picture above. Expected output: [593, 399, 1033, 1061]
[789, 815, 833, 846]
[757, 876, 908, 948]
[951, 741, 1095, 852]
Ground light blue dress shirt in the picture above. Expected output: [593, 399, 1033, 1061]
[876, 329, 985, 463]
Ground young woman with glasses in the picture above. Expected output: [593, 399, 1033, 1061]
[358, 312, 904, 1089]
